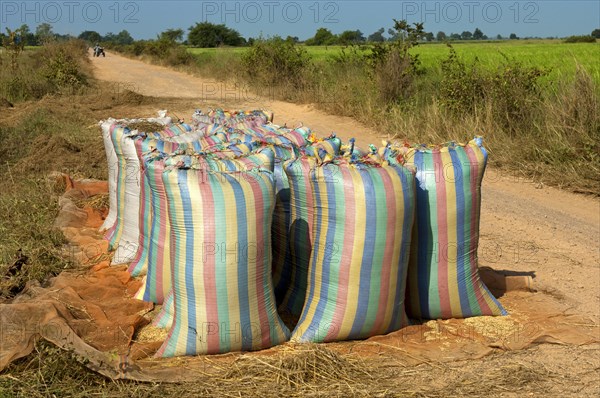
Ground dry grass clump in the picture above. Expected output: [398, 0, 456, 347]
[124, 121, 165, 132]
[224, 344, 372, 389]
[74, 193, 109, 211]
[134, 324, 169, 344]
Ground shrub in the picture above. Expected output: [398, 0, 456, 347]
[115, 39, 193, 66]
[438, 46, 486, 114]
[42, 45, 88, 90]
[563, 35, 597, 43]
[440, 46, 547, 134]
[366, 20, 425, 103]
[241, 37, 311, 88]
[0, 40, 89, 102]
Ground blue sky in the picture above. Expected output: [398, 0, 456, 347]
[1, 1, 599, 40]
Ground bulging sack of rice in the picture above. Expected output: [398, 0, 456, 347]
[106, 124, 143, 265]
[133, 149, 275, 305]
[273, 137, 343, 314]
[109, 121, 202, 264]
[100, 122, 119, 232]
[99, 115, 173, 233]
[225, 124, 310, 149]
[192, 109, 273, 130]
[246, 144, 296, 305]
[301, 134, 342, 159]
[106, 120, 222, 266]
[290, 156, 416, 343]
[128, 131, 229, 278]
[156, 157, 289, 357]
[278, 156, 318, 316]
[404, 138, 507, 319]
[152, 289, 174, 329]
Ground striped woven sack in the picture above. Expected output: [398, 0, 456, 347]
[301, 135, 342, 159]
[107, 121, 204, 265]
[226, 125, 309, 148]
[152, 289, 174, 329]
[156, 159, 289, 357]
[104, 124, 145, 261]
[261, 124, 311, 148]
[128, 132, 230, 278]
[133, 149, 275, 305]
[99, 117, 174, 235]
[192, 109, 273, 131]
[273, 138, 343, 315]
[255, 144, 297, 308]
[404, 138, 507, 319]
[290, 157, 416, 343]
[102, 120, 188, 244]
[100, 121, 119, 232]
[278, 156, 319, 316]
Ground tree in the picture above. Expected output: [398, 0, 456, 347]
[115, 30, 134, 45]
[105, 30, 134, 45]
[368, 28, 386, 42]
[473, 28, 484, 40]
[425, 32, 434, 42]
[496, 34, 503, 40]
[188, 22, 244, 47]
[17, 24, 36, 46]
[449, 33, 461, 41]
[2, 28, 26, 69]
[461, 31, 473, 40]
[591, 29, 600, 39]
[387, 28, 400, 41]
[158, 28, 184, 43]
[285, 35, 299, 43]
[436, 31, 447, 41]
[305, 27, 337, 46]
[35, 23, 54, 44]
[338, 30, 365, 45]
[509, 33, 519, 40]
[366, 20, 425, 103]
[78, 30, 103, 44]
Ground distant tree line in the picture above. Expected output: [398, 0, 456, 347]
[0, 23, 136, 47]
[0, 23, 77, 46]
[1, 22, 598, 48]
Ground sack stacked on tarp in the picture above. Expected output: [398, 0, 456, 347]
[192, 109, 273, 131]
[99, 114, 173, 233]
[101, 118, 227, 266]
[403, 138, 507, 319]
[134, 149, 275, 305]
[97, 108, 508, 357]
[289, 155, 416, 343]
[102, 118, 177, 265]
[273, 136, 343, 314]
[128, 131, 229, 277]
[156, 154, 289, 357]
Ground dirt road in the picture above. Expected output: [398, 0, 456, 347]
[92, 52, 599, 322]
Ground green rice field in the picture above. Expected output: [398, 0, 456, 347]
[188, 40, 600, 84]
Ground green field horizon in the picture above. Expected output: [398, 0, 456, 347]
[187, 40, 600, 85]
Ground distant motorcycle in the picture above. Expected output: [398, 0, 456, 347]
[93, 46, 105, 57]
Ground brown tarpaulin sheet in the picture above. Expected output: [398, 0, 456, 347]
[0, 178, 598, 382]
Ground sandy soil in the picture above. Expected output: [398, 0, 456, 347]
[90, 51, 600, 394]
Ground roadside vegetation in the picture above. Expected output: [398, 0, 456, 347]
[0, 37, 160, 395]
[0, 35, 101, 300]
[108, 21, 599, 194]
